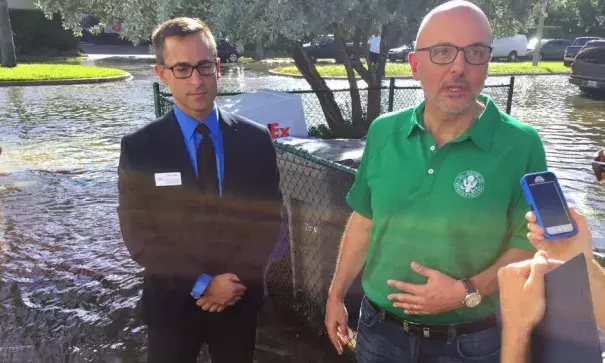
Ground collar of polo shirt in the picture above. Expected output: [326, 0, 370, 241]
[405, 94, 499, 152]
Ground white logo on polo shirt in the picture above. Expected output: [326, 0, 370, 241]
[454, 170, 485, 198]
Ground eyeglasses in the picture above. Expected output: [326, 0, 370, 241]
[415, 44, 493, 65]
[163, 61, 217, 79]
[592, 149, 605, 182]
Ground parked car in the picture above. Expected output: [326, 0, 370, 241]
[569, 40, 605, 95]
[491, 34, 528, 61]
[217, 38, 239, 63]
[302, 35, 356, 63]
[388, 42, 414, 62]
[564, 36, 603, 66]
[526, 38, 571, 60]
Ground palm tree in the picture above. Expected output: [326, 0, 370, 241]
[0, 0, 17, 67]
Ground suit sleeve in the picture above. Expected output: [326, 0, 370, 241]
[267, 134, 284, 237]
[117, 137, 199, 296]
[243, 130, 283, 274]
[258, 131, 284, 252]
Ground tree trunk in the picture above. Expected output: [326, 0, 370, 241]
[254, 33, 264, 60]
[290, 44, 347, 135]
[351, 26, 363, 60]
[348, 21, 394, 130]
[0, 0, 17, 67]
[334, 24, 364, 137]
[366, 24, 399, 125]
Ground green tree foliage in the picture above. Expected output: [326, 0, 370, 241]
[37, 0, 539, 136]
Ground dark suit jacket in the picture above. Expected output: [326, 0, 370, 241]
[117, 109, 283, 327]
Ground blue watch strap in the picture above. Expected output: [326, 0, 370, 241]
[191, 274, 213, 299]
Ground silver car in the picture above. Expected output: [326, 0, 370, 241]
[527, 39, 571, 61]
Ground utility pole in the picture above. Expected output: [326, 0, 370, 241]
[532, 0, 548, 66]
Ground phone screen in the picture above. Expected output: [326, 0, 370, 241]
[528, 181, 573, 234]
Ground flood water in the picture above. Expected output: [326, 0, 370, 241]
[0, 63, 603, 362]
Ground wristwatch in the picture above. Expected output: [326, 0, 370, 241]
[461, 278, 482, 308]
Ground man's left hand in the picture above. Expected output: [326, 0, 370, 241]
[387, 262, 466, 315]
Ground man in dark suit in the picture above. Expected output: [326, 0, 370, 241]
[117, 17, 283, 363]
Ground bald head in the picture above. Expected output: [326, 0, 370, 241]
[416, 1, 492, 49]
[408, 1, 493, 116]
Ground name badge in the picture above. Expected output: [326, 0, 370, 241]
[155, 172, 182, 187]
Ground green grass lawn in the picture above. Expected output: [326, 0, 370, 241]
[0, 63, 128, 82]
[274, 61, 570, 77]
[17, 55, 88, 64]
[238, 56, 256, 64]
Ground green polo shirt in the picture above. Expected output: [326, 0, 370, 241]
[346, 94, 547, 325]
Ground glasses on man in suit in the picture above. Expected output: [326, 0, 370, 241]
[162, 60, 218, 79]
[592, 149, 605, 182]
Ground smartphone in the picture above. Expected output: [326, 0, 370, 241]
[520, 171, 577, 240]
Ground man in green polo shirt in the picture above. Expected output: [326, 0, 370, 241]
[324, 1, 546, 362]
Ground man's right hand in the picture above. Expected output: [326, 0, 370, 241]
[196, 273, 246, 311]
[325, 295, 350, 355]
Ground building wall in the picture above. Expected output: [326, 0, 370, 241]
[7, 0, 37, 10]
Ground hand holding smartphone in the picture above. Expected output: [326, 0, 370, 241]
[521, 171, 578, 240]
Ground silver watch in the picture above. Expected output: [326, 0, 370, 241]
[461, 278, 482, 308]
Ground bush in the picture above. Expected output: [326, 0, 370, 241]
[9, 10, 79, 56]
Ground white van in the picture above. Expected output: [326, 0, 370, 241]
[491, 35, 528, 61]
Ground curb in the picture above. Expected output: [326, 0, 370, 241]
[93, 57, 156, 64]
[268, 69, 570, 80]
[0, 73, 133, 87]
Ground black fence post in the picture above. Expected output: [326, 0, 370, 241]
[506, 76, 515, 115]
[153, 82, 161, 118]
[388, 77, 395, 112]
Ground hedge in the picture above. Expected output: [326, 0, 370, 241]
[9, 10, 79, 57]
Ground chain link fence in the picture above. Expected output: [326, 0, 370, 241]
[264, 142, 361, 359]
[154, 77, 516, 138]
[152, 78, 605, 360]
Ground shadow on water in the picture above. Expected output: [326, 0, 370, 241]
[0, 66, 603, 361]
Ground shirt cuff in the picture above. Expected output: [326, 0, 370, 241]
[190, 273, 213, 299]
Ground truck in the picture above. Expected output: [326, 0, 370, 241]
[491, 34, 528, 61]
[564, 37, 603, 66]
